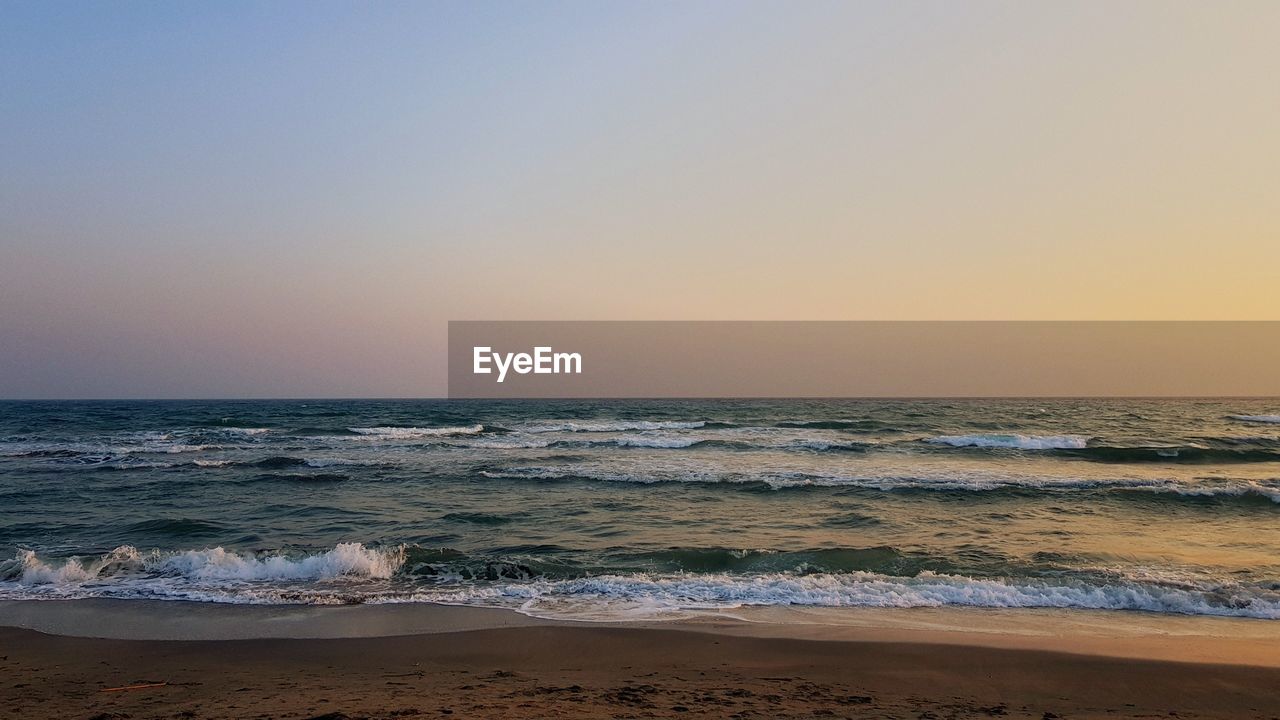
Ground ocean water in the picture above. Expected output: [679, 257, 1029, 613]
[1, 399, 1278, 621]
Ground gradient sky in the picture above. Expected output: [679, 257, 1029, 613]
[3, 1, 1278, 398]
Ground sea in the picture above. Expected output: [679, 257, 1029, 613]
[1, 399, 1278, 621]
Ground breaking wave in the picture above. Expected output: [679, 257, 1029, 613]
[927, 434, 1091, 450]
[519, 421, 707, 433]
[2, 544, 1277, 620]
[1232, 415, 1280, 424]
[477, 466, 1280, 502]
[347, 425, 484, 438]
[0, 543, 401, 586]
[446, 571, 1280, 621]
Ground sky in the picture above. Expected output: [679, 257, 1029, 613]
[2, 1, 1278, 398]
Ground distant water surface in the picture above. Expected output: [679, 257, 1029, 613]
[1, 399, 1278, 621]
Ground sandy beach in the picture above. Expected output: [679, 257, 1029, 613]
[2, 601, 1278, 720]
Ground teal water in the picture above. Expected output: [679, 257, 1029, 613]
[1, 399, 1278, 619]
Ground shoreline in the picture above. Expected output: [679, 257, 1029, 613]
[4, 621, 1280, 719]
[4, 600, 1280, 718]
[3, 598, 1278, 667]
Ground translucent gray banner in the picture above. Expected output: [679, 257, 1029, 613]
[447, 321, 1280, 398]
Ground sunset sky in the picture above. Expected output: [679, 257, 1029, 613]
[3, 1, 1278, 398]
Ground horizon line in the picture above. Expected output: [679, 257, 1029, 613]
[2, 395, 1278, 402]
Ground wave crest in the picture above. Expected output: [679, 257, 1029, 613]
[2, 546, 146, 584]
[451, 570, 1280, 621]
[927, 434, 1091, 450]
[520, 421, 706, 433]
[5, 545, 1278, 620]
[477, 465, 1280, 502]
[1, 543, 402, 586]
[1231, 415, 1280, 424]
[347, 425, 484, 438]
[159, 544, 401, 581]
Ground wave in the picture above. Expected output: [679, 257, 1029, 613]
[0, 425, 277, 460]
[301, 457, 377, 468]
[244, 472, 350, 484]
[161, 544, 402, 581]
[90, 460, 181, 471]
[927, 434, 1091, 450]
[602, 437, 871, 452]
[462, 434, 713, 450]
[789, 440, 873, 453]
[775, 420, 888, 431]
[1116, 480, 1280, 504]
[0, 544, 539, 599]
[2, 442, 226, 459]
[0, 543, 400, 586]
[438, 431, 1277, 460]
[1, 546, 148, 585]
[252, 455, 309, 469]
[1232, 415, 1280, 424]
[292, 426, 360, 436]
[449, 437, 554, 449]
[440, 512, 516, 526]
[444, 570, 1280, 621]
[519, 421, 707, 433]
[921, 435, 1280, 463]
[458, 435, 874, 453]
[190, 456, 377, 470]
[121, 518, 230, 537]
[347, 425, 484, 438]
[1059, 445, 1280, 464]
[477, 466, 1280, 502]
[610, 436, 702, 449]
[610, 546, 907, 575]
[3, 545, 1276, 620]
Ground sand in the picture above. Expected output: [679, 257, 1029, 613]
[1, 602, 1278, 719]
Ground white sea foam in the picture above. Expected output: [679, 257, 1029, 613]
[791, 440, 871, 452]
[152, 443, 224, 454]
[0, 543, 402, 587]
[479, 468, 599, 481]
[347, 425, 484, 438]
[461, 571, 1280, 621]
[4, 547, 1276, 619]
[520, 421, 706, 433]
[1231, 415, 1280, 424]
[577, 434, 864, 451]
[476, 466, 1280, 501]
[156, 544, 402, 581]
[612, 436, 701, 449]
[927, 434, 1090, 450]
[451, 437, 553, 450]
[1, 546, 145, 584]
[303, 457, 368, 468]
[1, 441, 229, 460]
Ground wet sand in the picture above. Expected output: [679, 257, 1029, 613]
[2, 602, 1279, 719]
